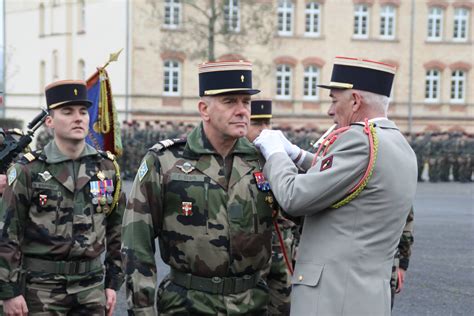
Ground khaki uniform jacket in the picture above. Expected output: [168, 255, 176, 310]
[263, 119, 417, 316]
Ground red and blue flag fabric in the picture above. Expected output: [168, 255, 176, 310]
[86, 68, 122, 156]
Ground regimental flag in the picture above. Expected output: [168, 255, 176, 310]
[86, 68, 123, 156]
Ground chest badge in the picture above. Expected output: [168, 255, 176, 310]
[177, 162, 195, 174]
[253, 171, 270, 192]
[181, 201, 193, 216]
[39, 194, 48, 206]
[97, 171, 106, 181]
[38, 171, 52, 182]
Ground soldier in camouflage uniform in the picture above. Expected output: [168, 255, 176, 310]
[0, 80, 125, 315]
[391, 207, 414, 308]
[246, 99, 295, 316]
[121, 61, 274, 315]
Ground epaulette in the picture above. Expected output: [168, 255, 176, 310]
[18, 150, 41, 164]
[149, 138, 187, 154]
[99, 150, 116, 161]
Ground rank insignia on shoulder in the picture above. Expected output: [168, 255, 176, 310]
[138, 161, 149, 182]
[38, 171, 52, 182]
[253, 171, 270, 192]
[39, 194, 48, 206]
[176, 162, 195, 174]
[23, 152, 36, 162]
[7, 168, 17, 186]
[320, 155, 333, 172]
[182, 201, 193, 216]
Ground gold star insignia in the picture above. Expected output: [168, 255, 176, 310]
[241, 75, 244, 83]
[74, 89, 78, 96]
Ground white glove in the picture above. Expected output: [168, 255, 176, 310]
[253, 129, 286, 160]
[275, 130, 301, 161]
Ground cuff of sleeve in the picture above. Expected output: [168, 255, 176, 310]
[105, 275, 124, 291]
[0, 282, 22, 300]
[399, 259, 409, 270]
[128, 306, 156, 316]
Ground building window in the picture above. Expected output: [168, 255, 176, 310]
[77, 59, 85, 80]
[277, 0, 293, 36]
[276, 64, 292, 99]
[303, 65, 320, 100]
[164, 0, 181, 29]
[224, 0, 240, 32]
[380, 5, 395, 39]
[453, 8, 469, 41]
[163, 60, 180, 96]
[450, 70, 465, 102]
[353, 4, 369, 38]
[427, 7, 443, 41]
[77, 0, 86, 32]
[425, 69, 440, 102]
[40, 60, 46, 93]
[52, 50, 59, 80]
[305, 2, 321, 37]
[39, 3, 45, 36]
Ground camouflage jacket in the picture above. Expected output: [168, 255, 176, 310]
[0, 141, 125, 299]
[121, 123, 273, 314]
[397, 207, 414, 270]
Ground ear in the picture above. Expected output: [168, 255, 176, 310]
[198, 99, 210, 122]
[351, 92, 362, 112]
[45, 114, 54, 128]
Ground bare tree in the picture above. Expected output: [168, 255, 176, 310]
[144, 0, 275, 62]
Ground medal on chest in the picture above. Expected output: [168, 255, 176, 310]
[39, 194, 48, 206]
[253, 171, 270, 192]
[181, 201, 193, 216]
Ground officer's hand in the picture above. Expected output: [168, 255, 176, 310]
[3, 295, 28, 316]
[275, 130, 302, 161]
[396, 268, 406, 293]
[0, 174, 7, 195]
[254, 130, 286, 160]
[105, 288, 117, 316]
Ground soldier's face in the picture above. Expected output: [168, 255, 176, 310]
[201, 94, 251, 139]
[46, 105, 89, 141]
[247, 119, 271, 142]
[327, 89, 355, 128]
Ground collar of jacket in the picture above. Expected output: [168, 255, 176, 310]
[183, 122, 258, 160]
[351, 118, 399, 130]
[43, 140, 98, 163]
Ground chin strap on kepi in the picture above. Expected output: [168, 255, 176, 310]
[331, 118, 379, 208]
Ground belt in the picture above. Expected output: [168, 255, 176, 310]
[169, 268, 260, 295]
[23, 257, 103, 275]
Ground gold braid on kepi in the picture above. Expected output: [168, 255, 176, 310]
[331, 120, 379, 209]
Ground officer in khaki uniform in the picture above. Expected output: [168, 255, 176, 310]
[247, 99, 296, 315]
[255, 57, 417, 316]
[0, 80, 125, 315]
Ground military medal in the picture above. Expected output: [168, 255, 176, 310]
[90, 181, 100, 205]
[181, 202, 193, 216]
[253, 171, 270, 192]
[177, 162, 195, 174]
[39, 194, 48, 206]
[106, 194, 113, 204]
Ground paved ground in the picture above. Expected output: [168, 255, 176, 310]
[115, 181, 474, 315]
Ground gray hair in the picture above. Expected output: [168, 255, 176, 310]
[356, 90, 389, 114]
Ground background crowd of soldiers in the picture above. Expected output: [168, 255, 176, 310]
[33, 120, 474, 183]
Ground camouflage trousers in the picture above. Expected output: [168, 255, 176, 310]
[156, 276, 269, 315]
[23, 268, 106, 315]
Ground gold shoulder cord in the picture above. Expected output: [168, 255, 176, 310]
[331, 123, 379, 209]
[109, 153, 122, 215]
